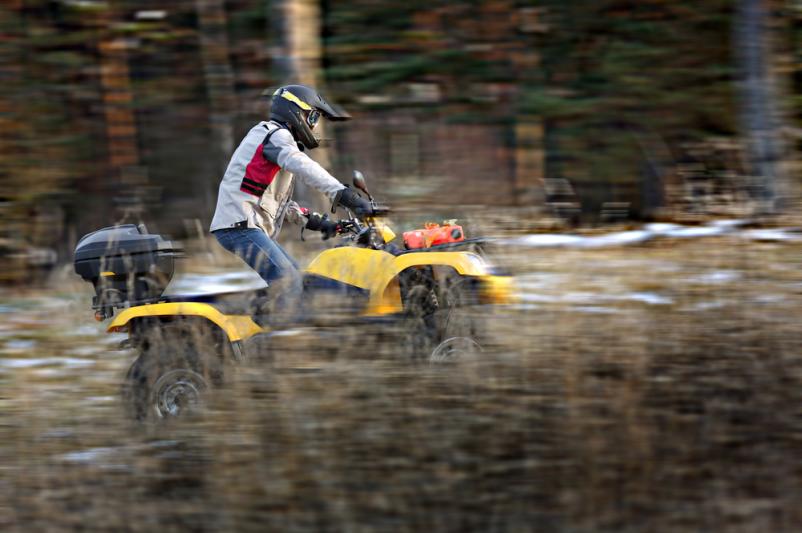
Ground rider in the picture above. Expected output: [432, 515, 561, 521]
[210, 84, 372, 302]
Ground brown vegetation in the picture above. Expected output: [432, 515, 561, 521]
[2, 234, 800, 531]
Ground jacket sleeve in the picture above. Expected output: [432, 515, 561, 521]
[263, 128, 345, 201]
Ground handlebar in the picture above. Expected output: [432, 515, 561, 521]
[335, 204, 390, 229]
[366, 205, 391, 217]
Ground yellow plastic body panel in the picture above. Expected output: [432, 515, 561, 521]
[105, 249, 512, 338]
[304, 247, 396, 290]
[304, 248, 493, 315]
[107, 302, 263, 342]
[370, 218, 397, 243]
[478, 274, 516, 304]
[392, 251, 490, 278]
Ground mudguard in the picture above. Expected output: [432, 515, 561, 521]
[392, 252, 514, 308]
[107, 302, 263, 342]
[304, 248, 502, 315]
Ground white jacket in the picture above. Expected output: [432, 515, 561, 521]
[210, 121, 344, 238]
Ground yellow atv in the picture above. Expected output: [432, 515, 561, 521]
[74, 175, 513, 421]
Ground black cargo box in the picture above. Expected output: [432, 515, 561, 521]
[74, 224, 180, 314]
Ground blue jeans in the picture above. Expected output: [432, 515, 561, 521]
[213, 228, 302, 301]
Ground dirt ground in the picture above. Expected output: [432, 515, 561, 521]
[1, 230, 801, 531]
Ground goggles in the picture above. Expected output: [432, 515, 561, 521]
[306, 109, 321, 129]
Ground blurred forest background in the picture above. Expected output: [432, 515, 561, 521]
[3, 3, 802, 530]
[1, 0, 801, 280]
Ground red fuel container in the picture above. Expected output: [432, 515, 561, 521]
[403, 222, 465, 250]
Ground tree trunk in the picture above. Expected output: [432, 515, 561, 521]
[271, 0, 332, 212]
[196, 0, 237, 172]
[734, 0, 785, 213]
[514, 118, 547, 208]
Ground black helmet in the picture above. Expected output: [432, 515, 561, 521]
[268, 84, 350, 150]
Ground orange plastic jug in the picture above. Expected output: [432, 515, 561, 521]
[403, 221, 465, 249]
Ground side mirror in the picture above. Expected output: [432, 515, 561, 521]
[353, 170, 372, 200]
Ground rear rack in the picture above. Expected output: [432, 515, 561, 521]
[396, 237, 491, 254]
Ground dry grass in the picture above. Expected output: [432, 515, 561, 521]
[1, 232, 801, 531]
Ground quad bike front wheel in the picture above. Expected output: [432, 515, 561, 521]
[400, 270, 485, 363]
[430, 336, 483, 363]
[430, 276, 484, 363]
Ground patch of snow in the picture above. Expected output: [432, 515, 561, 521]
[562, 292, 604, 303]
[510, 220, 769, 250]
[644, 223, 682, 233]
[3, 339, 36, 352]
[511, 234, 586, 247]
[510, 303, 541, 312]
[61, 446, 118, 464]
[692, 270, 741, 285]
[741, 229, 801, 242]
[574, 306, 620, 314]
[60, 357, 96, 367]
[0, 356, 94, 368]
[662, 226, 729, 238]
[0, 357, 47, 368]
[578, 230, 654, 248]
[510, 230, 653, 249]
[267, 329, 306, 337]
[686, 301, 728, 312]
[67, 325, 102, 337]
[708, 219, 750, 229]
[518, 293, 560, 304]
[86, 395, 116, 403]
[37, 297, 72, 310]
[517, 290, 672, 306]
[71, 346, 100, 357]
[619, 292, 674, 305]
[753, 294, 786, 304]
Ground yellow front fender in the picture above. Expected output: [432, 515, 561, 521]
[107, 302, 263, 342]
[391, 251, 490, 278]
[305, 247, 495, 315]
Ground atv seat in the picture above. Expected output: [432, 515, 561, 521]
[160, 288, 269, 316]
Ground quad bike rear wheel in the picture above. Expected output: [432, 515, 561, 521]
[122, 319, 229, 422]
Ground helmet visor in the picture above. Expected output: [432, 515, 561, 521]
[306, 109, 321, 130]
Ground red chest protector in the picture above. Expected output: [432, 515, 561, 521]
[239, 128, 281, 197]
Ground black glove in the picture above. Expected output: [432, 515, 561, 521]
[305, 212, 340, 240]
[334, 187, 373, 215]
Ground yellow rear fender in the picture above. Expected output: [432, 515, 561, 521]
[107, 302, 263, 343]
